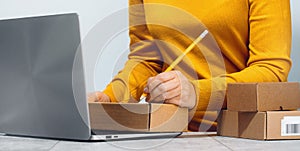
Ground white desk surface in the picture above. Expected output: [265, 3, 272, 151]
[1, 132, 300, 151]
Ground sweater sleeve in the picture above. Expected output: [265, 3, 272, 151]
[103, 0, 163, 102]
[190, 0, 292, 113]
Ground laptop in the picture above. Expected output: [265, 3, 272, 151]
[0, 13, 181, 141]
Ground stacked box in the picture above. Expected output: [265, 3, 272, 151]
[218, 82, 300, 140]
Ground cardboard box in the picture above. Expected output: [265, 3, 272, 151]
[89, 102, 188, 132]
[227, 82, 300, 112]
[218, 110, 300, 140]
[217, 110, 239, 137]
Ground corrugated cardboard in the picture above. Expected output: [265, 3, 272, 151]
[238, 111, 266, 139]
[227, 82, 300, 112]
[266, 111, 300, 139]
[218, 110, 300, 140]
[149, 103, 188, 132]
[89, 102, 188, 132]
[89, 103, 149, 131]
[217, 110, 238, 137]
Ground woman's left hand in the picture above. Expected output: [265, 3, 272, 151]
[144, 70, 196, 109]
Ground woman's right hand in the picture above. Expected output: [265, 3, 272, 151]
[88, 91, 111, 103]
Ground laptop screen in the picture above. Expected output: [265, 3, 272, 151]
[0, 13, 90, 140]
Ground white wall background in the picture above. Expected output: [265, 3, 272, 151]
[0, 0, 130, 92]
[0, 0, 299, 91]
[289, 0, 300, 82]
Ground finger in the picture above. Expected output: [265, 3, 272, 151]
[164, 95, 181, 106]
[145, 89, 163, 103]
[145, 94, 151, 102]
[88, 91, 110, 102]
[147, 72, 176, 94]
[96, 92, 110, 102]
[149, 78, 180, 100]
[169, 70, 197, 109]
[164, 86, 181, 100]
[88, 93, 98, 102]
[148, 99, 164, 104]
[143, 77, 154, 93]
[150, 85, 181, 104]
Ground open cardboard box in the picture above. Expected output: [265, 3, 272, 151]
[89, 102, 188, 132]
[218, 110, 300, 140]
[227, 82, 300, 112]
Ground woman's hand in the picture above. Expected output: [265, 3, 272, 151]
[144, 70, 196, 109]
[88, 91, 111, 103]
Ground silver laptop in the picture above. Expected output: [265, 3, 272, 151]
[0, 13, 181, 141]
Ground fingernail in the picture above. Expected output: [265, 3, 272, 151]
[144, 87, 149, 93]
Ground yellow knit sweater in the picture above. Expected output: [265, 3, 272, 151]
[103, 0, 291, 131]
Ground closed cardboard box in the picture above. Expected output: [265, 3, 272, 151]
[218, 110, 300, 140]
[89, 102, 188, 132]
[217, 110, 239, 137]
[227, 82, 300, 112]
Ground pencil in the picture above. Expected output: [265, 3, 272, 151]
[139, 30, 209, 102]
